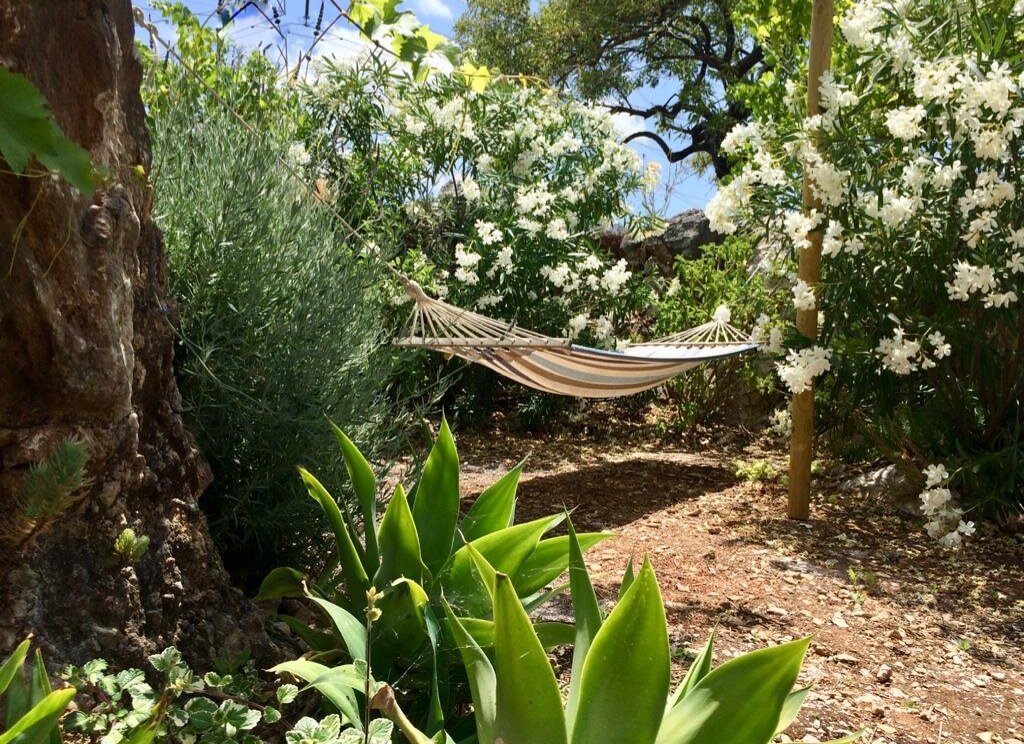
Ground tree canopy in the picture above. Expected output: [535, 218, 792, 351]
[455, 0, 809, 178]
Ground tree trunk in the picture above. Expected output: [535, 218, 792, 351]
[0, 1, 267, 666]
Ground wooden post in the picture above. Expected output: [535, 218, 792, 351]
[788, 0, 835, 520]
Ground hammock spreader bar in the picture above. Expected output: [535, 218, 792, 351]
[392, 275, 758, 399]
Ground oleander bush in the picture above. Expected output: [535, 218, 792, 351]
[709, 0, 1024, 539]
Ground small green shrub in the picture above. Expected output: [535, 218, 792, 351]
[114, 528, 150, 564]
[149, 81, 404, 584]
[733, 459, 779, 483]
[655, 235, 782, 429]
[62, 646, 384, 743]
[0, 638, 75, 744]
[258, 420, 608, 735]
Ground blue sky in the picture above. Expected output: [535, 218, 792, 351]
[136, 0, 716, 214]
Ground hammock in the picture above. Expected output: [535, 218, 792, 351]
[393, 275, 758, 399]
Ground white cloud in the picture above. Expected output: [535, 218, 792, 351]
[609, 110, 646, 138]
[416, 0, 454, 19]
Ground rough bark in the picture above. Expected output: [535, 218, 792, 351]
[0, 1, 266, 666]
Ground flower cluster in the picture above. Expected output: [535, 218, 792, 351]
[919, 464, 975, 549]
[776, 346, 832, 395]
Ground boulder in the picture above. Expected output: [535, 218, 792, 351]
[615, 209, 725, 273]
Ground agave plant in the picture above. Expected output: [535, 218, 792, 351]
[427, 523, 862, 744]
[1, 638, 76, 744]
[258, 419, 609, 734]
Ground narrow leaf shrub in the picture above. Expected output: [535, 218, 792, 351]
[150, 100, 403, 582]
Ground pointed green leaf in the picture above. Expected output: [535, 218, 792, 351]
[459, 461, 523, 542]
[0, 639, 30, 695]
[279, 615, 338, 653]
[375, 484, 427, 586]
[441, 601, 496, 744]
[571, 558, 669, 744]
[776, 685, 811, 734]
[374, 579, 430, 661]
[667, 631, 715, 709]
[3, 665, 29, 731]
[0, 688, 75, 744]
[565, 521, 603, 739]
[411, 418, 460, 575]
[307, 597, 368, 662]
[515, 531, 613, 597]
[0, 68, 98, 193]
[656, 637, 812, 744]
[269, 660, 364, 730]
[423, 604, 446, 735]
[254, 567, 307, 601]
[618, 558, 635, 601]
[493, 573, 567, 744]
[445, 514, 564, 615]
[331, 423, 379, 574]
[454, 618, 575, 651]
[28, 651, 55, 744]
[300, 468, 369, 607]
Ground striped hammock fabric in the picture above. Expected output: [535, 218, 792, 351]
[393, 276, 758, 399]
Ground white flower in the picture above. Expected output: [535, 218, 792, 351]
[665, 277, 681, 297]
[876, 327, 921, 375]
[1007, 252, 1024, 273]
[545, 218, 570, 241]
[983, 291, 1018, 308]
[286, 142, 311, 167]
[460, 178, 481, 201]
[405, 116, 427, 137]
[776, 346, 832, 394]
[713, 305, 732, 323]
[495, 246, 514, 273]
[593, 314, 615, 343]
[923, 463, 949, 487]
[475, 294, 501, 309]
[920, 487, 953, 515]
[885, 106, 927, 140]
[784, 209, 823, 251]
[927, 332, 951, 359]
[792, 280, 816, 311]
[567, 313, 589, 339]
[455, 243, 482, 268]
[475, 220, 503, 245]
[768, 408, 791, 438]
[957, 520, 976, 536]
[946, 262, 999, 300]
[600, 259, 632, 295]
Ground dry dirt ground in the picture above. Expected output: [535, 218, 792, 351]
[456, 427, 1024, 744]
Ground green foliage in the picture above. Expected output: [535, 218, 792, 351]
[114, 528, 151, 563]
[63, 646, 355, 743]
[259, 421, 609, 733]
[733, 459, 778, 482]
[146, 32, 404, 582]
[444, 525, 860, 744]
[8, 438, 89, 543]
[0, 67, 99, 193]
[0, 638, 75, 744]
[655, 236, 781, 429]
